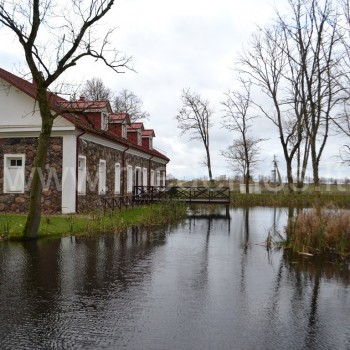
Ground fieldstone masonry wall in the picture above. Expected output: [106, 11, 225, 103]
[77, 139, 167, 212]
[0, 137, 167, 214]
[78, 139, 123, 211]
[0, 137, 63, 213]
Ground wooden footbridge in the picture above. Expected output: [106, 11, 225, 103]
[103, 186, 231, 217]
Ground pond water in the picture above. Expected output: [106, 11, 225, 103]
[0, 207, 349, 350]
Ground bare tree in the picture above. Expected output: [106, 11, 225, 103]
[222, 138, 262, 189]
[221, 79, 264, 193]
[239, 0, 344, 193]
[176, 89, 214, 182]
[0, 0, 132, 238]
[277, 0, 344, 192]
[238, 25, 305, 193]
[113, 89, 149, 122]
[334, 0, 350, 165]
[333, 104, 350, 164]
[80, 77, 113, 101]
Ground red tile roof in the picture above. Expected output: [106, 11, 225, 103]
[59, 99, 112, 112]
[127, 122, 144, 131]
[109, 112, 130, 123]
[142, 129, 155, 137]
[0, 68, 37, 99]
[0, 68, 169, 162]
[0, 68, 67, 108]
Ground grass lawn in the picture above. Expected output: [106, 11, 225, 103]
[0, 202, 187, 241]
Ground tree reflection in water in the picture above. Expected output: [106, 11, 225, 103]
[0, 208, 349, 350]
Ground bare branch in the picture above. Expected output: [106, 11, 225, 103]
[176, 89, 214, 181]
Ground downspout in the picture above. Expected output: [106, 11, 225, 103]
[148, 156, 154, 188]
[122, 146, 130, 196]
[75, 130, 86, 213]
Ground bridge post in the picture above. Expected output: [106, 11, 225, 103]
[225, 204, 230, 218]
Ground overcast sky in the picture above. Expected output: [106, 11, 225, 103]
[0, 0, 348, 181]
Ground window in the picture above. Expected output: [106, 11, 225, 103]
[78, 156, 86, 195]
[98, 160, 106, 194]
[134, 167, 142, 194]
[127, 165, 133, 193]
[4, 154, 25, 193]
[150, 169, 155, 186]
[162, 171, 166, 186]
[101, 113, 109, 131]
[143, 168, 148, 186]
[115, 163, 121, 194]
[149, 137, 153, 150]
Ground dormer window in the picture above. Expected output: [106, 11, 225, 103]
[101, 113, 109, 131]
[142, 130, 155, 150]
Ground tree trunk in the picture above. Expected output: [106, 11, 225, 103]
[23, 108, 54, 239]
[311, 146, 320, 193]
[205, 146, 213, 183]
[297, 141, 310, 192]
[286, 160, 294, 194]
[245, 168, 250, 194]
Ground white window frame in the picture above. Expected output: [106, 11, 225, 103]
[115, 163, 121, 194]
[4, 154, 25, 193]
[150, 169, 155, 186]
[127, 165, 133, 193]
[143, 168, 148, 186]
[149, 137, 153, 150]
[78, 155, 86, 195]
[98, 159, 107, 195]
[101, 113, 109, 131]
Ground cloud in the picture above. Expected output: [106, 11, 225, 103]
[1, 0, 348, 180]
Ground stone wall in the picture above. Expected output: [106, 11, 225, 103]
[0, 137, 63, 213]
[77, 139, 167, 212]
[77, 139, 123, 211]
[0, 136, 168, 214]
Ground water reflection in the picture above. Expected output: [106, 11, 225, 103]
[0, 208, 349, 350]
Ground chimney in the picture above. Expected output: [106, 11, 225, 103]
[79, 96, 85, 101]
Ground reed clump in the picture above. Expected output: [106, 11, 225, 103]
[285, 205, 350, 257]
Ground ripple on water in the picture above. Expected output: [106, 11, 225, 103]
[0, 208, 349, 349]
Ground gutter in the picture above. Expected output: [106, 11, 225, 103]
[75, 129, 86, 213]
[148, 155, 154, 187]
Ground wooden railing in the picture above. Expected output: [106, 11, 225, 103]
[103, 195, 134, 211]
[170, 186, 230, 203]
[103, 186, 231, 211]
[133, 186, 231, 204]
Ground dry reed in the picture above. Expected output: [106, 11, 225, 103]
[285, 204, 350, 257]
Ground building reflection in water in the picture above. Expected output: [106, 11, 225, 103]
[0, 208, 349, 349]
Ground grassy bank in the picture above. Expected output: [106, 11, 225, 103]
[0, 201, 187, 241]
[231, 193, 350, 208]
